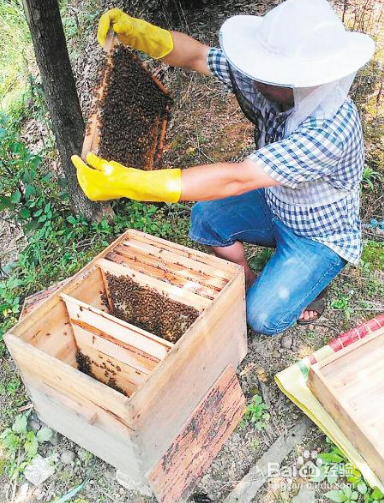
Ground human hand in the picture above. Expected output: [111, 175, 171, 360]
[71, 153, 181, 203]
[97, 8, 173, 59]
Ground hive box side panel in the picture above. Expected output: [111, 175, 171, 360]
[28, 381, 145, 483]
[309, 365, 384, 483]
[131, 271, 247, 473]
[147, 365, 246, 503]
[5, 334, 145, 478]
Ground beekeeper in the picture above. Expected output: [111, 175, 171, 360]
[72, 0, 374, 334]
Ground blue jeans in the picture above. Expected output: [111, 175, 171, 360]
[189, 189, 346, 336]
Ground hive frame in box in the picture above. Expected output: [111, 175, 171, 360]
[4, 230, 247, 503]
[81, 32, 171, 170]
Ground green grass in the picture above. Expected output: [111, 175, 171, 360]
[0, 0, 102, 114]
[362, 240, 384, 271]
[0, 0, 32, 113]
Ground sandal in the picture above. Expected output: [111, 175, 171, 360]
[297, 286, 329, 325]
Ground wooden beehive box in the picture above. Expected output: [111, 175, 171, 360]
[308, 326, 384, 485]
[82, 32, 171, 170]
[4, 230, 247, 503]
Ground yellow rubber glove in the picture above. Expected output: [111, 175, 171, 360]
[71, 153, 181, 203]
[97, 8, 173, 59]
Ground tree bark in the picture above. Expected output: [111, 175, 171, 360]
[22, 0, 113, 220]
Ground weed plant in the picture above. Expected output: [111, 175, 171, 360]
[0, 413, 53, 480]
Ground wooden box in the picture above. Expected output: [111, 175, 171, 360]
[4, 230, 247, 503]
[308, 326, 384, 484]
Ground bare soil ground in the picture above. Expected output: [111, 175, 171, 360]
[1, 0, 383, 502]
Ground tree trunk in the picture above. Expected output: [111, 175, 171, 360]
[22, 0, 113, 220]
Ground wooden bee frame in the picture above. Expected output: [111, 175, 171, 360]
[5, 230, 247, 503]
[81, 32, 171, 170]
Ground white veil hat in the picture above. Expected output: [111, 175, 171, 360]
[219, 0, 375, 88]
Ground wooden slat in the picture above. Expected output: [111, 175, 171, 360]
[148, 366, 245, 503]
[314, 327, 384, 378]
[96, 258, 211, 311]
[99, 267, 114, 312]
[81, 31, 116, 160]
[121, 237, 232, 284]
[126, 229, 240, 276]
[114, 242, 226, 291]
[309, 365, 384, 483]
[106, 250, 216, 300]
[61, 293, 172, 360]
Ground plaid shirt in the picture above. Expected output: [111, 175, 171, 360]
[207, 48, 364, 264]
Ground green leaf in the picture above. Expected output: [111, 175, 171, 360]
[357, 481, 368, 495]
[0, 428, 12, 439]
[24, 432, 38, 458]
[1, 432, 19, 451]
[0, 196, 13, 210]
[318, 452, 344, 464]
[36, 427, 53, 443]
[67, 216, 77, 225]
[372, 489, 384, 499]
[29, 156, 42, 169]
[25, 184, 36, 199]
[12, 414, 28, 434]
[351, 492, 359, 501]
[19, 207, 31, 219]
[10, 190, 21, 204]
[331, 447, 347, 459]
[50, 479, 88, 502]
[324, 490, 347, 502]
[10, 142, 22, 154]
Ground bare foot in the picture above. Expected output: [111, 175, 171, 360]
[298, 310, 318, 322]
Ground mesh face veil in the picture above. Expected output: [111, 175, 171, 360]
[285, 72, 357, 136]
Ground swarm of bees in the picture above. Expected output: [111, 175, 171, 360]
[105, 272, 200, 343]
[98, 45, 171, 169]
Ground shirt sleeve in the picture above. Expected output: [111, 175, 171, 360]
[248, 123, 344, 189]
[207, 47, 233, 91]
